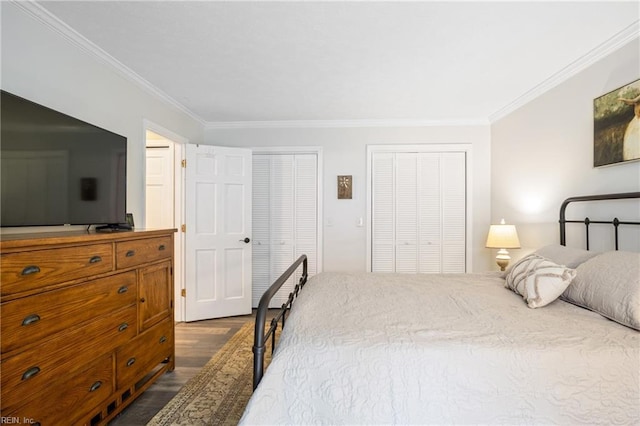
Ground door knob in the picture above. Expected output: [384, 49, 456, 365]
[240, 237, 251, 243]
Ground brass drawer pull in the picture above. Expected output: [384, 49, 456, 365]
[159, 335, 167, 344]
[21, 265, 41, 276]
[89, 256, 102, 264]
[89, 381, 102, 392]
[126, 250, 135, 257]
[22, 314, 41, 326]
[22, 366, 41, 381]
[126, 357, 136, 367]
[118, 323, 129, 332]
[158, 244, 166, 251]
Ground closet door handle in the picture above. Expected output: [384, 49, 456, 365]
[240, 237, 251, 244]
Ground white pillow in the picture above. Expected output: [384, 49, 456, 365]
[534, 244, 599, 269]
[505, 254, 577, 308]
[561, 251, 640, 330]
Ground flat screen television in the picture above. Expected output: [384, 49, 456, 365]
[1, 90, 128, 229]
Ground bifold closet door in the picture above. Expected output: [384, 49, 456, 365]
[371, 151, 466, 273]
[252, 153, 317, 307]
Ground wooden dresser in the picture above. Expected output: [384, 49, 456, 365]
[0, 229, 176, 425]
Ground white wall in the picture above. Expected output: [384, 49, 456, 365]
[491, 39, 640, 257]
[13, 1, 632, 271]
[0, 3, 492, 272]
[1, 2, 204, 233]
[204, 125, 493, 272]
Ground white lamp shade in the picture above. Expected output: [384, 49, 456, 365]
[485, 222, 520, 249]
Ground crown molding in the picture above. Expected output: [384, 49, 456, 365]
[12, 1, 638, 130]
[205, 118, 489, 130]
[13, 0, 487, 131]
[489, 20, 640, 123]
[12, 0, 206, 126]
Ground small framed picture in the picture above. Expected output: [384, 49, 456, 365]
[125, 213, 135, 228]
[337, 175, 352, 199]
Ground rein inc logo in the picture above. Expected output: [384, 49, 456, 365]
[0, 418, 36, 424]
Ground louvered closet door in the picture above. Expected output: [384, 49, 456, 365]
[294, 155, 318, 277]
[252, 156, 271, 305]
[371, 153, 395, 272]
[252, 153, 318, 307]
[440, 153, 466, 272]
[371, 151, 466, 273]
[269, 155, 296, 304]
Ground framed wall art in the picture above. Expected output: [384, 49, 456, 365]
[337, 175, 352, 199]
[593, 78, 640, 167]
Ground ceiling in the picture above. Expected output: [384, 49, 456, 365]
[34, 1, 639, 127]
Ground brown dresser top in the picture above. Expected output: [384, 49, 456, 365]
[1, 228, 177, 250]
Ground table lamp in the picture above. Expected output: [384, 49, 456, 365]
[486, 219, 520, 271]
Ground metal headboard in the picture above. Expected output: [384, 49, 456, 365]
[559, 192, 640, 250]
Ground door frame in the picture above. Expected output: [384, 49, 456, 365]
[143, 119, 187, 322]
[251, 146, 324, 274]
[366, 144, 473, 273]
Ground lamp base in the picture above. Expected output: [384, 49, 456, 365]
[495, 248, 511, 272]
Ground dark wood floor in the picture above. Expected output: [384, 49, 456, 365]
[108, 313, 255, 425]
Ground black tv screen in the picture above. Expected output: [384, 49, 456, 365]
[1, 90, 127, 227]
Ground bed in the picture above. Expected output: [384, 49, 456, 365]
[242, 192, 640, 425]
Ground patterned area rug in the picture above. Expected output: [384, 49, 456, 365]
[148, 321, 272, 426]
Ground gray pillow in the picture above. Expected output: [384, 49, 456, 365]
[561, 251, 640, 330]
[534, 244, 600, 269]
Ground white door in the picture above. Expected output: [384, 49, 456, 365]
[185, 144, 252, 321]
[251, 153, 318, 308]
[370, 149, 467, 273]
[145, 145, 174, 229]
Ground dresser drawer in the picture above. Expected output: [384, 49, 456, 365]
[1, 243, 114, 297]
[116, 317, 174, 388]
[1, 354, 114, 425]
[1, 306, 136, 408]
[116, 236, 172, 269]
[1, 271, 137, 354]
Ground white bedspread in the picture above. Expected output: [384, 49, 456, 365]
[240, 272, 640, 425]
